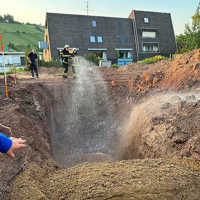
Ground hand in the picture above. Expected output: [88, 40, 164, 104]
[6, 137, 27, 158]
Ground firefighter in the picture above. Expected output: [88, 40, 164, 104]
[60, 44, 71, 78]
[71, 48, 79, 79]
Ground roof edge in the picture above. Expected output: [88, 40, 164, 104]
[45, 12, 130, 20]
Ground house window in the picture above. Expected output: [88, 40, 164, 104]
[142, 31, 156, 38]
[92, 20, 96, 27]
[143, 43, 159, 52]
[97, 36, 103, 43]
[144, 17, 149, 23]
[90, 36, 95, 43]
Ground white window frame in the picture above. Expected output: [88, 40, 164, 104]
[97, 36, 103, 43]
[142, 31, 156, 38]
[142, 42, 160, 53]
[90, 35, 96, 43]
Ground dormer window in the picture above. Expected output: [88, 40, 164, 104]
[144, 17, 149, 23]
[90, 35, 95, 43]
[92, 20, 96, 27]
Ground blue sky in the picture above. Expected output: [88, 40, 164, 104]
[1, 0, 199, 35]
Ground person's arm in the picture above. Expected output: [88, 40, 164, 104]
[27, 53, 31, 64]
[35, 53, 38, 62]
[0, 133, 12, 154]
[0, 133, 26, 158]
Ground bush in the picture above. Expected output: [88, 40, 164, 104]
[25, 49, 32, 70]
[84, 53, 100, 65]
[140, 55, 168, 64]
[39, 59, 62, 68]
[112, 64, 119, 69]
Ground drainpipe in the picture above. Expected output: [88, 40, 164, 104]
[132, 16, 140, 61]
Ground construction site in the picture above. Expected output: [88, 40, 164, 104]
[0, 48, 199, 199]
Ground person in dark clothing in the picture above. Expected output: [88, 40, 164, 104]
[60, 44, 72, 78]
[27, 49, 39, 79]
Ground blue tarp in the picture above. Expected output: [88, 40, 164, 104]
[117, 58, 133, 66]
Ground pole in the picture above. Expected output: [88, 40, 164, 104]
[0, 35, 7, 86]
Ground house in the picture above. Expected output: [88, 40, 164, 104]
[43, 10, 176, 64]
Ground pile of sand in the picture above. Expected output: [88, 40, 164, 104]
[8, 158, 200, 200]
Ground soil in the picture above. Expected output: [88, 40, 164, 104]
[1, 49, 200, 199]
[8, 158, 200, 200]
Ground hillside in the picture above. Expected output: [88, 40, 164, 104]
[0, 22, 44, 51]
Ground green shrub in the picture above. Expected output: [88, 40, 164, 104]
[140, 55, 168, 64]
[116, 50, 120, 58]
[39, 59, 62, 68]
[84, 53, 100, 65]
[25, 48, 32, 70]
[112, 64, 119, 69]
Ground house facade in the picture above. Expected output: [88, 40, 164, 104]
[43, 10, 176, 63]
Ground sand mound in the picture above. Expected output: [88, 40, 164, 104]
[8, 159, 200, 200]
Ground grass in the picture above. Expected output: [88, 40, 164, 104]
[0, 65, 28, 75]
[0, 23, 44, 51]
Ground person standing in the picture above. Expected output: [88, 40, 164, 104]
[71, 48, 79, 79]
[61, 44, 71, 78]
[27, 49, 39, 79]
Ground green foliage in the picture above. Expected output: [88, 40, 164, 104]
[0, 23, 44, 51]
[176, 6, 200, 54]
[176, 32, 200, 53]
[25, 49, 32, 70]
[112, 64, 120, 68]
[192, 13, 200, 31]
[116, 50, 120, 58]
[39, 59, 62, 68]
[84, 53, 100, 65]
[140, 55, 168, 64]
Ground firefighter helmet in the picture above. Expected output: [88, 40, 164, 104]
[64, 44, 69, 48]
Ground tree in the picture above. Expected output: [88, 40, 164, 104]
[176, 1, 200, 53]
[3, 14, 14, 23]
[0, 15, 3, 22]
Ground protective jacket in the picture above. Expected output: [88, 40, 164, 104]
[61, 49, 72, 64]
[72, 56, 80, 67]
[0, 133, 12, 153]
